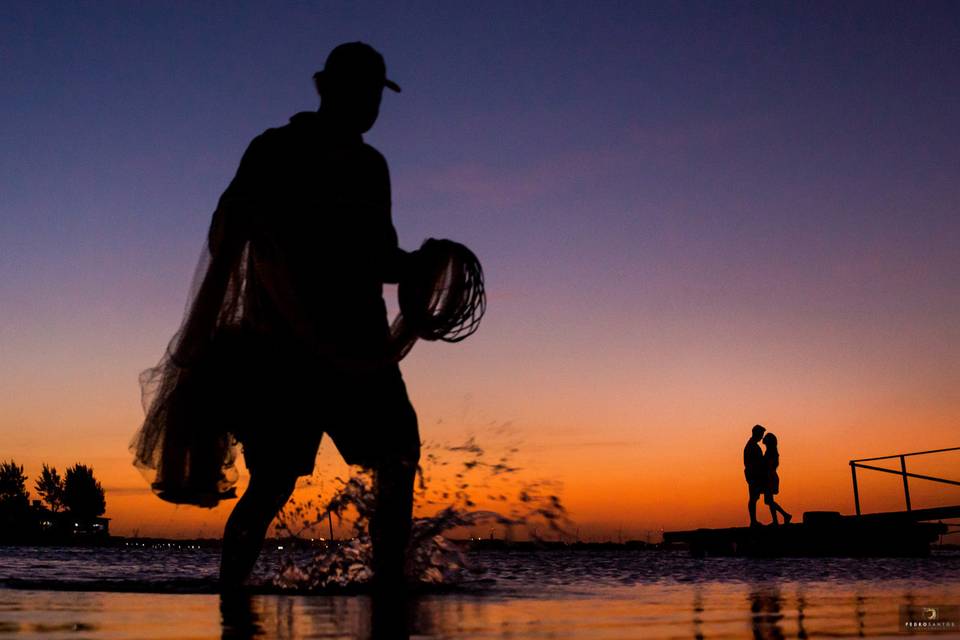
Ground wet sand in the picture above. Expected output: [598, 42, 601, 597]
[3, 580, 957, 638]
[3, 547, 959, 638]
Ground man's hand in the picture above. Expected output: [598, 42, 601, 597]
[382, 247, 411, 284]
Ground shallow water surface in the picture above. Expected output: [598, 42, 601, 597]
[1, 547, 958, 638]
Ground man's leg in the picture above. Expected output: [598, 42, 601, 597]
[748, 486, 760, 525]
[370, 455, 418, 590]
[220, 471, 297, 588]
[364, 368, 421, 591]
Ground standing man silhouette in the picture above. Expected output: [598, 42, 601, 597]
[215, 42, 419, 591]
[743, 424, 767, 526]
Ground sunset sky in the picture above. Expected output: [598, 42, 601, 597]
[2, 2, 958, 540]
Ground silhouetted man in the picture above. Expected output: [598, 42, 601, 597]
[216, 42, 419, 591]
[744, 424, 766, 526]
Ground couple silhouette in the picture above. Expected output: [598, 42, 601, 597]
[743, 424, 792, 526]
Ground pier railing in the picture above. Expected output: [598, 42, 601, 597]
[850, 446, 960, 516]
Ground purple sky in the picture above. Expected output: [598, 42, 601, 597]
[1, 2, 958, 536]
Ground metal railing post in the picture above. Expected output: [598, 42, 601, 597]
[851, 461, 861, 516]
[850, 446, 958, 517]
[900, 455, 912, 511]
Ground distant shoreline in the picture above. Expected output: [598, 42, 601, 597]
[2, 536, 680, 551]
[4, 536, 959, 553]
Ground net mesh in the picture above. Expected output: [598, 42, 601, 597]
[390, 238, 486, 360]
[131, 233, 485, 507]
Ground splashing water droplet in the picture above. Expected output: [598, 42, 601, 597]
[268, 439, 572, 591]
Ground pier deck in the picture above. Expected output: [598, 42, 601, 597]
[663, 507, 957, 557]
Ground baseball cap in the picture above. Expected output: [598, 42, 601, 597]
[315, 42, 401, 93]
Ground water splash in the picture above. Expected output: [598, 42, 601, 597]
[269, 438, 571, 590]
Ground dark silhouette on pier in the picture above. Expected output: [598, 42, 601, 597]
[668, 445, 960, 557]
[744, 425, 767, 526]
[761, 432, 792, 525]
[744, 425, 791, 526]
[131, 41, 485, 592]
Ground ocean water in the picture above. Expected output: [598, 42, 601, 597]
[1, 546, 959, 638]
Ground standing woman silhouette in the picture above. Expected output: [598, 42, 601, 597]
[761, 432, 792, 525]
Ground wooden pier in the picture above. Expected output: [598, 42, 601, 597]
[664, 447, 959, 557]
[664, 506, 955, 557]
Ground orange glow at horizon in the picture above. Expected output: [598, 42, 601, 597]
[5, 364, 958, 541]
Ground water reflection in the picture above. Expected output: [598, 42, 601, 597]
[221, 591, 426, 639]
[692, 586, 705, 640]
[220, 592, 263, 639]
[796, 591, 808, 639]
[1, 571, 956, 639]
[854, 593, 866, 637]
[215, 585, 901, 639]
[749, 586, 785, 640]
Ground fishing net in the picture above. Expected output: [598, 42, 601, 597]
[131, 229, 485, 507]
[389, 238, 486, 360]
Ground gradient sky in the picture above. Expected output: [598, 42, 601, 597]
[1, 1, 958, 539]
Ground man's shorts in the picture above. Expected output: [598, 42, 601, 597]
[208, 331, 420, 478]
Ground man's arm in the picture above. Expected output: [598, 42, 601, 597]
[173, 134, 272, 363]
[208, 133, 271, 256]
[382, 248, 410, 284]
[367, 146, 409, 284]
